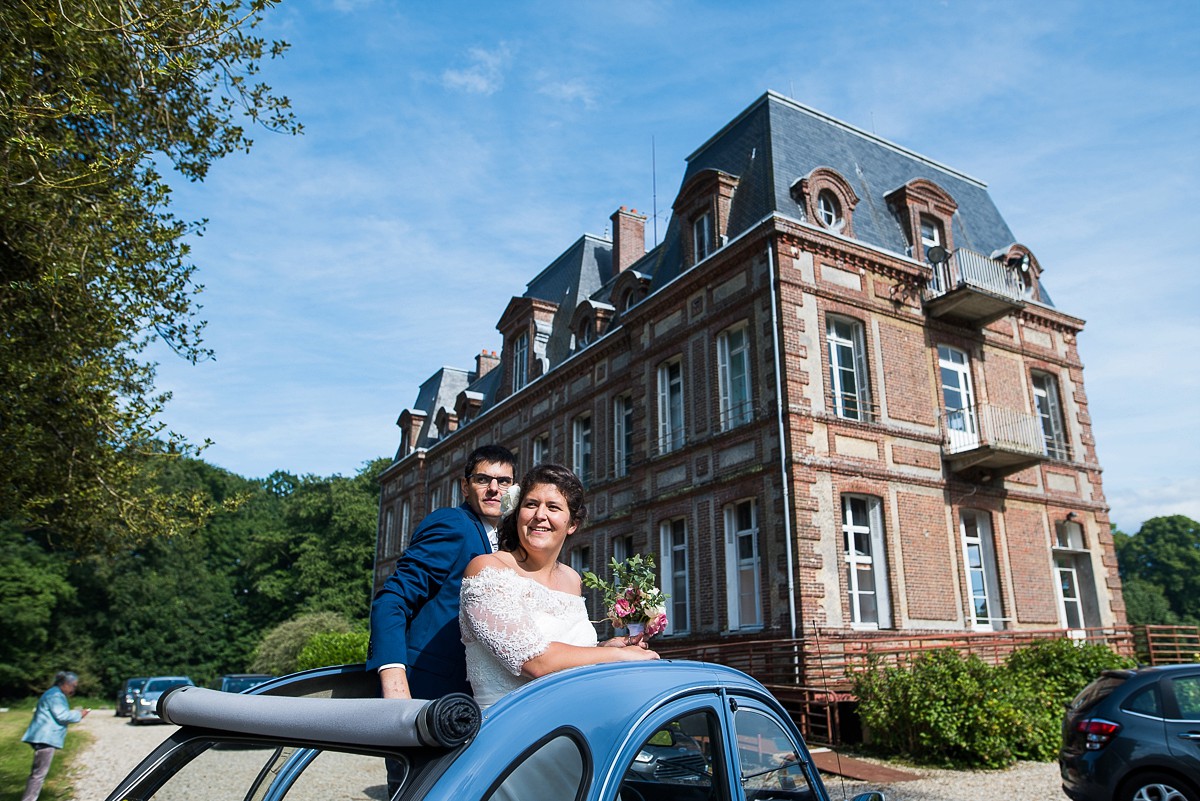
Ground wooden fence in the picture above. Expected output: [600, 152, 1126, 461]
[1135, 625, 1200, 664]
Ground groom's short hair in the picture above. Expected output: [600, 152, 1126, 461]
[463, 444, 516, 477]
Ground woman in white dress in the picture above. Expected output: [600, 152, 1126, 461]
[460, 464, 660, 707]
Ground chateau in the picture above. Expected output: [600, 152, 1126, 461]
[373, 92, 1124, 693]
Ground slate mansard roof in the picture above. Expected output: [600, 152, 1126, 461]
[393, 92, 1040, 456]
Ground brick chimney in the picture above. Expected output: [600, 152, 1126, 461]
[611, 206, 647, 277]
[475, 349, 499, 378]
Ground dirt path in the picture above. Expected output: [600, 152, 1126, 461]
[68, 710, 180, 801]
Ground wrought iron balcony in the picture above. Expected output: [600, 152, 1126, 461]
[941, 403, 1048, 479]
[923, 248, 1027, 326]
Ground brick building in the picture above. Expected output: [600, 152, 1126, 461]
[374, 92, 1124, 669]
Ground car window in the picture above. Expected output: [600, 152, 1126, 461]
[618, 709, 726, 801]
[1122, 685, 1162, 717]
[486, 732, 586, 801]
[1069, 675, 1125, 712]
[1171, 675, 1200, 720]
[732, 708, 816, 801]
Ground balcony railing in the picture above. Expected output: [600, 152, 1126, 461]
[923, 248, 1027, 326]
[941, 403, 1048, 477]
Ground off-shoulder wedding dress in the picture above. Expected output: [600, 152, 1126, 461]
[459, 566, 598, 708]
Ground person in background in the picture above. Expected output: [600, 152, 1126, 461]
[20, 671, 89, 801]
[367, 443, 518, 700]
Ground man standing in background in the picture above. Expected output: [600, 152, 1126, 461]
[21, 671, 89, 801]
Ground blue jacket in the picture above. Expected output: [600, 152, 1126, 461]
[367, 503, 492, 698]
[22, 686, 83, 749]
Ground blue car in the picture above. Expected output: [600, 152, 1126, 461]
[1060, 664, 1200, 801]
[103, 661, 884, 801]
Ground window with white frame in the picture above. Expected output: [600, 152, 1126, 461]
[1054, 520, 1086, 550]
[826, 316, 873, 421]
[919, 215, 942, 259]
[659, 518, 690, 634]
[724, 499, 762, 630]
[570, 545, 591, 576]
[400, 500, 411, 551]
[717, 324, 752, 430]
[841, 494, 891, 628]
[613, 534, 634, 564]
[693, 210, 713, 263]
[429, 487, 441, 512]
[613, 394, 633, 478]
[383, 508, 395, 556]
[1055, 557, 1085, 630]
[512, 330, 529, 393]
[960, 510, 1003, 631]
[573, 415, 592, 486]
[817, 190, 843, 229]
[657, 359, 685, 453]
[533, 433, 549, 465]
[1032, 371, 1069, 460]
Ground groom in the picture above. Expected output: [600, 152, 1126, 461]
[367, 444, 517, 700]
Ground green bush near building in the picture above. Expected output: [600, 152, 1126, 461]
[852, 639, 1134, 768]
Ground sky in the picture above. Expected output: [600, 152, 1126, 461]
[152, 0, 1200, 533]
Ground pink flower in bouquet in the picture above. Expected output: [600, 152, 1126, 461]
[645, 612, 668, 637]
[612, 597, 634, 620]
[623, 586, 639, 601]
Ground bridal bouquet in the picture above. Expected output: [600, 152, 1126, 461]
[582, 554, 668, 638]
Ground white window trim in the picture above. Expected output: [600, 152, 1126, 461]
[1032, 371, 1069, 460]
[512, 330, 529, 393]
[827, 316, 872, 421]
[657, 360, 685, 454]
[841, 494, 892, 629]
[659, 519, 690, 635]
[724, 500, 763, 631]
[613, 394, 632, 478]
[1055, 557, 1085, 630]
[693, 210, 713, 263]
[717, 324, 752, 430]
[960, 510, 1004, 632]
[573, 415, 592, 486]
[400, 500, 411, 551]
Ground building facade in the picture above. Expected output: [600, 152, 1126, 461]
[374, 92, 1124, 662]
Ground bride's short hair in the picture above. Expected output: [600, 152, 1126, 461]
[497, 463, 588, 552]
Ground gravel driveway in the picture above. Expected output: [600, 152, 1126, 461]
[68, 706, 1065, 801]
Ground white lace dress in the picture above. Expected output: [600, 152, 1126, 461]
[460, 566, 598, 708]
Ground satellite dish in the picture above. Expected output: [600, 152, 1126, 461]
[926, 245, 948, 265]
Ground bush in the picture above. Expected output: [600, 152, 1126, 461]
[852, 639, 1134, 768]
[251, 612, 352, 676]
[295, 630, 368, 671]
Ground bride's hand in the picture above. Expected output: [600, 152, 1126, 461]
[601, 634, 649, 649]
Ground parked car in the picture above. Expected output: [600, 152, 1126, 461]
[114, 677, 147, 717]
[103, 661, 885, 801]
[131, 676, 194, 725]
[215, 673, 273, 693]
[1060, 663, 1200, 801]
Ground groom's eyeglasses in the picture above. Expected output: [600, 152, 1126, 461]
[468, 473, 514, 488]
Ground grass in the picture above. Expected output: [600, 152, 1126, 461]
[1, 697, 106, 801]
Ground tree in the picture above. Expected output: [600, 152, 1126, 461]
[1114, 516, 1200, 624]
[0, 0, 299, 553]
[251, 612, 353, 676]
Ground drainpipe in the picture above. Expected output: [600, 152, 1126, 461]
[767, 237, 798, 641]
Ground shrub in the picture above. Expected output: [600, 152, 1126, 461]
[852, 639, 1135, 768]
[296, 630, 369, 671]
[251, 612, 352, 676]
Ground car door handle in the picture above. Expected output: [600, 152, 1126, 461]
[1178, 732, 1200, 741]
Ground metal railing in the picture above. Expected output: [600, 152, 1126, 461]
[924, 248, 1025, 302]
[1135, 625, 1200, 664]
[942, 403, 1045, 456]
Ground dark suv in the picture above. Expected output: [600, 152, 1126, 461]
[1060, 664, 1200, 801]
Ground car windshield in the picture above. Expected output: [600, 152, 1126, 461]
[145, 679, 191, 694]
[129, 679, 147, 691]
[223, 677, 269, 693]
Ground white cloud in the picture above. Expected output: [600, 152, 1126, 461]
[442, 44, 514, 95]
[537, 77, 598, 109]
[1108, 477, 1200, 533]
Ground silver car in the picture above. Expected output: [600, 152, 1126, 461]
[105, 661, 885, 801]
[130, 675, 193, 724]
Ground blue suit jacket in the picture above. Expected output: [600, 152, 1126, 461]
[367, 503, 492, 698]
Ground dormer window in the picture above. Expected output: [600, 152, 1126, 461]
[791, 168, 858, 237]
[817, 191, 842, 229]
[920, 215, 943, 260]
[578, 317, 593, 347]
[511, 330, 529, 392]
[693, 210, 713, 263]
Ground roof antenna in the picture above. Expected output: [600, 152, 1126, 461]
[652, 135, 659, 246]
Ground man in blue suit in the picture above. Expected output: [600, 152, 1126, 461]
[368, 444, 517, 700]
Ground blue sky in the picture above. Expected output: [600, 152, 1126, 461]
[153, 0, 1199, 533]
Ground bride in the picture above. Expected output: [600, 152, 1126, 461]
[459, 463, 660, 707]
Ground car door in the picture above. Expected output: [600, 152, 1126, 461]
[723, 697, 825, 801]
[1164, 671, 1200, 776]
